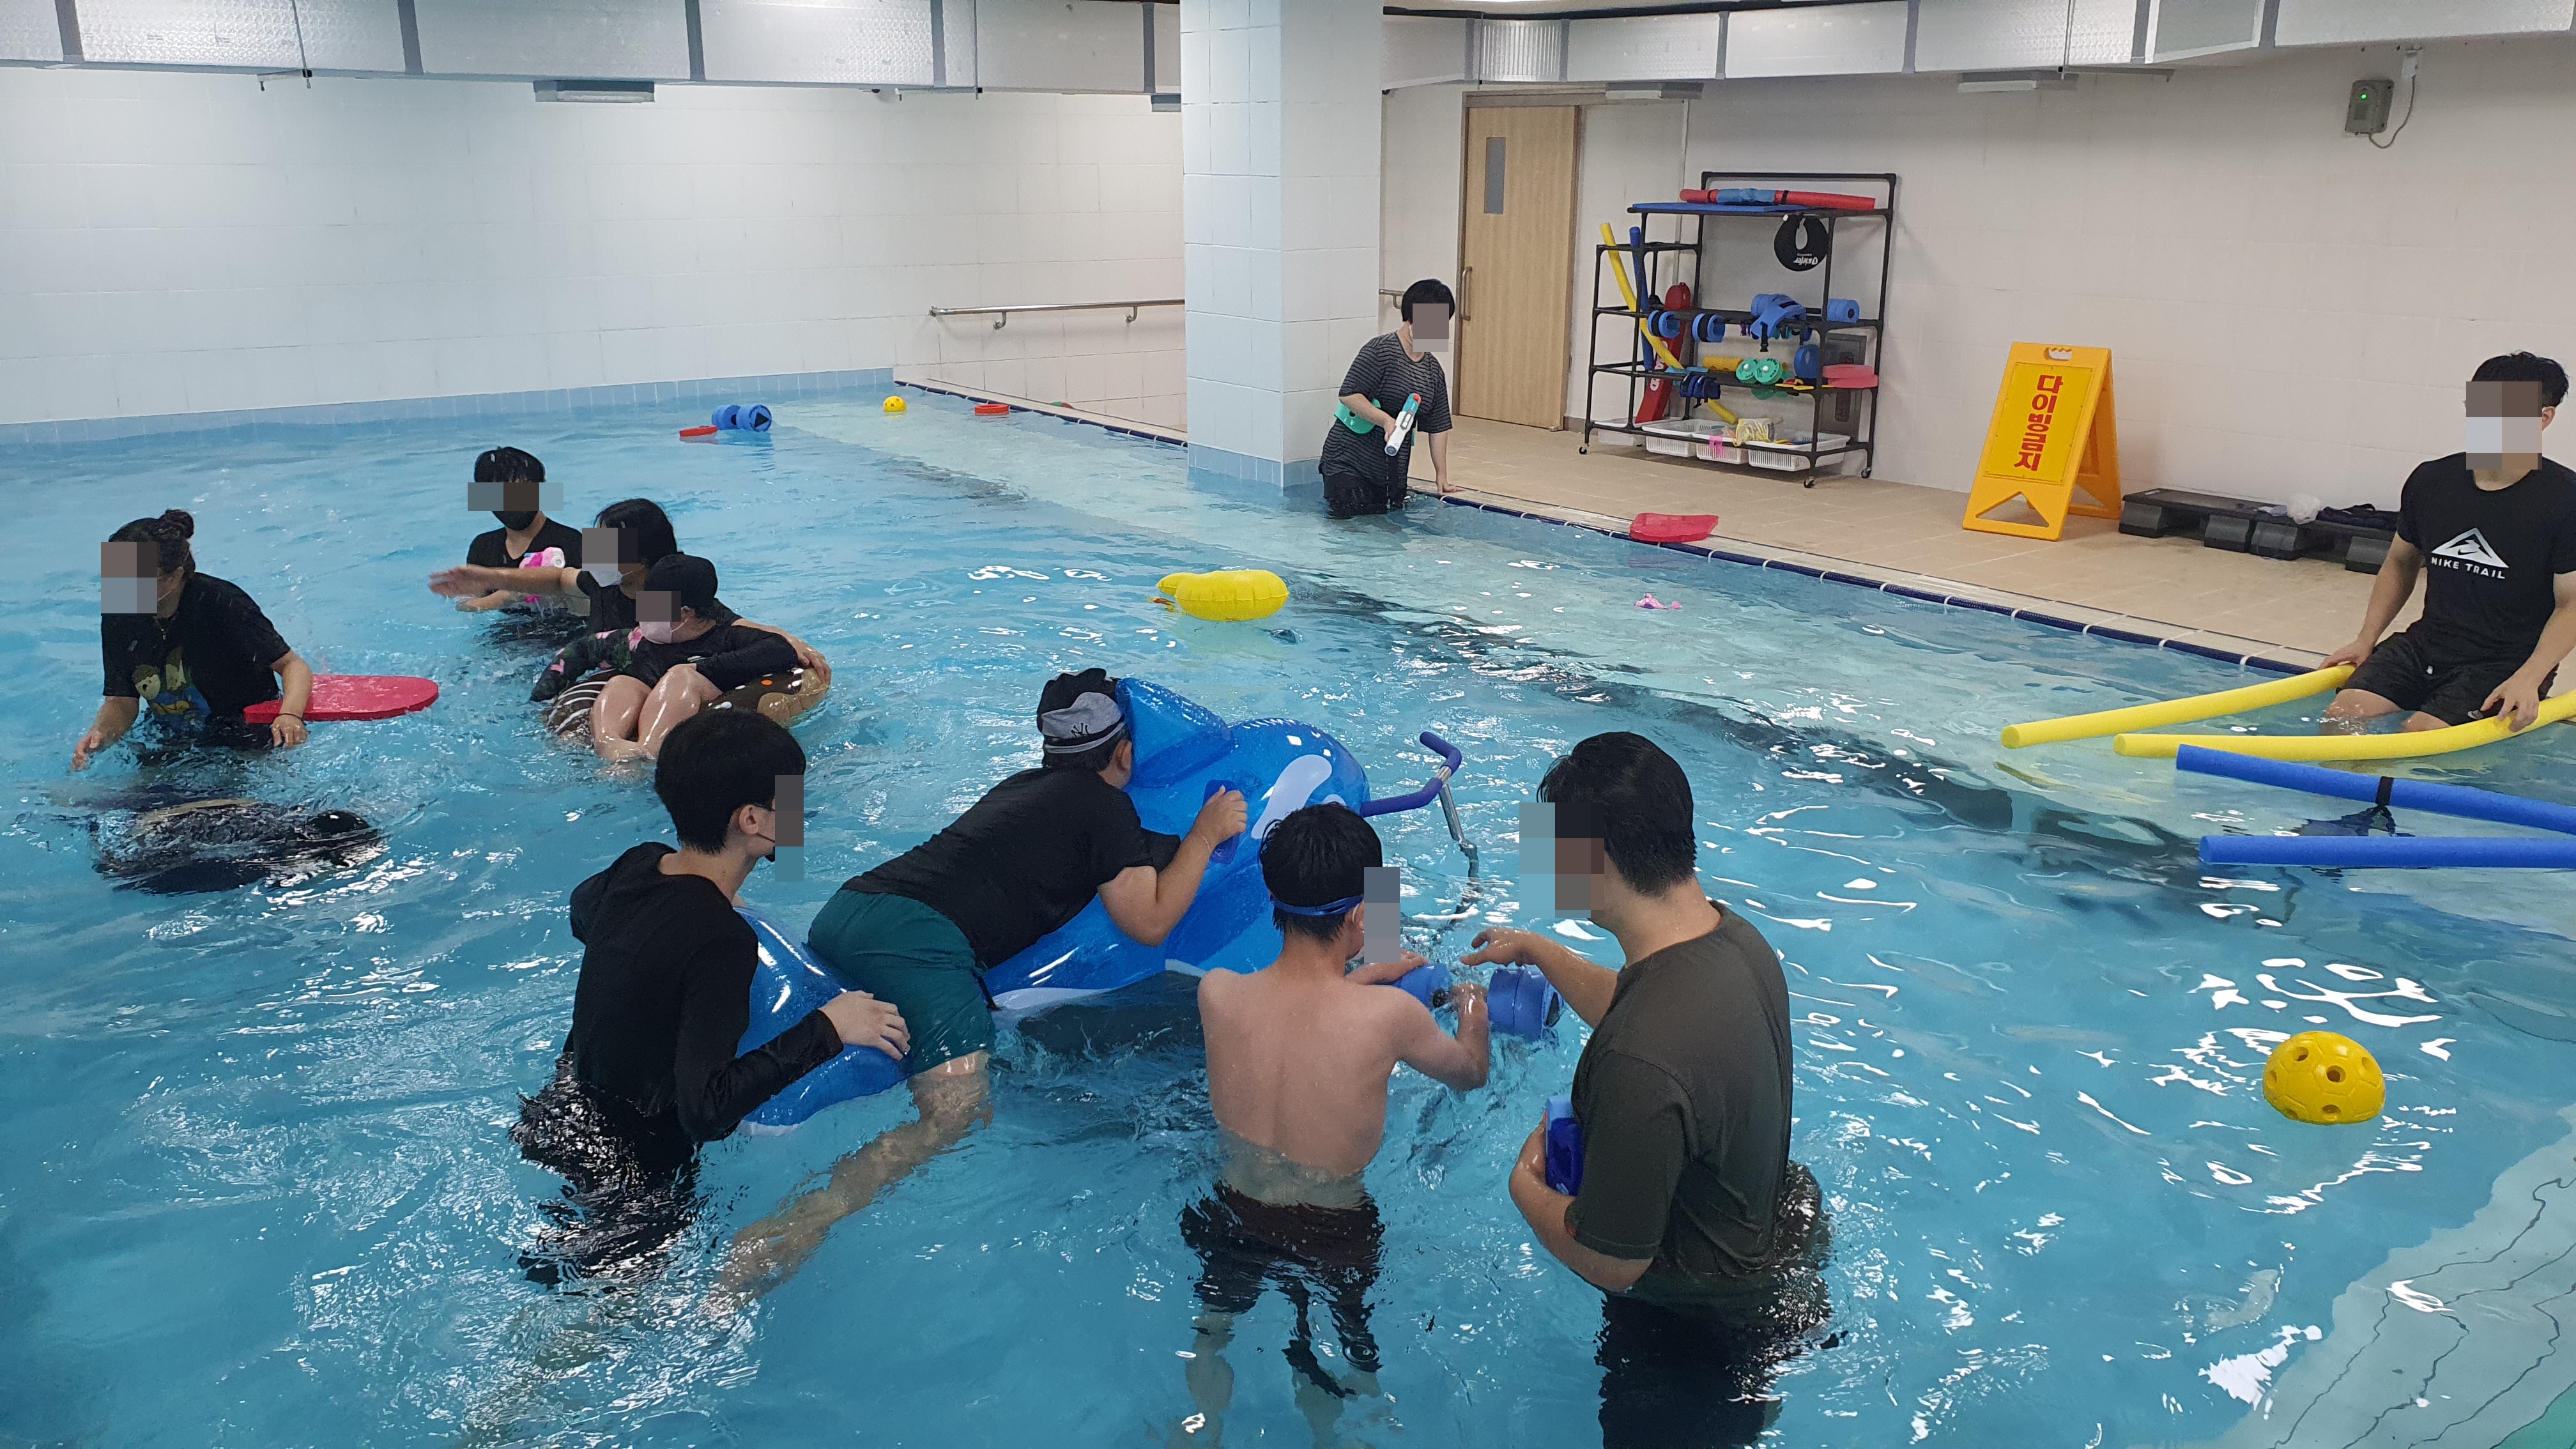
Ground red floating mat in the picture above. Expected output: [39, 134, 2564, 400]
[973, 402, 1011, 416]
[244, 675, 439, 724]
[1823, 364, 1880, 390]
[1631, 512, 1718, 545]
[679, 425, 718, 440]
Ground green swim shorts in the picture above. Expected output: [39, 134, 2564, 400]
[805, 889, 990, 1077]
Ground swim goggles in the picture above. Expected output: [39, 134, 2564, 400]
[1271, 893, 1364, 917]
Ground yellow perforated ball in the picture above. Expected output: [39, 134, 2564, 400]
[882, 395, 907, 413]
[2262, 1032, 2384, 1126]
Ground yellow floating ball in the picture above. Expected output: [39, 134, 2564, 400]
[1156, 569, 1289, 622]
[882, 395, 907, 413]
[2262, 1032, 2384, 1126]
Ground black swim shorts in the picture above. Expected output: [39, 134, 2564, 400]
[2345, 630, 2552, 726]
[1324, 468, 1407, 519]
[1179, 1185, 1384, 1379]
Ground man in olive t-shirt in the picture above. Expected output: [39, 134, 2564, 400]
[1468, 732, 1827, 1447]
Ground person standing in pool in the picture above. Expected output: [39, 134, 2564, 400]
[712, 669, 1247, 1301]
[456, 447, 585, 615]
[1319, 279, 1456, 519]
[1177, 802, 1491, 1439]
[1465, 733, 1828, 1448]
[75, 509, 314, 770]
[513, 710, 907, 1284]
[2323, 352, 2576, 735]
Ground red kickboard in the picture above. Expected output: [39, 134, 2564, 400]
[244, 675, 439, 723]
[1632, 513, 1718, 544]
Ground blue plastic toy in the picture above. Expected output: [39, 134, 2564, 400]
[712, 404, 774, 432]
[1387, 960, 1452, 1008]
[1545, 1094, 1584, 1194]
[2182, 744, 2576, 870]
[981, 680, 1471, 1013]
[734, 906, 905, 1130]
[1489, 965, 1563, 1038]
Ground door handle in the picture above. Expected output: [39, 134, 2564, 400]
[1460, 266, 1473, 323]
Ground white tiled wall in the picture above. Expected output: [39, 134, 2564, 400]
[0, 70, 1183, 429]
[1382, 36, 2576, 509]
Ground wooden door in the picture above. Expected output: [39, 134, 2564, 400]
[1457, 105, 1578, 429]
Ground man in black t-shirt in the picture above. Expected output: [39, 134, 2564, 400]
[459, 447, 585, 615]
[2326, 353, 2576, 732]
[1467, 733, 1827, 1448]
[514, 711, 903, 1285]
[714, 670, 1246, 1301]
[1319, 279, 1457, 518]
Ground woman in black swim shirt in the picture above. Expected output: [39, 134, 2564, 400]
[75, 509, 314, 770]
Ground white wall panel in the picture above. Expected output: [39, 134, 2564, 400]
[2147, 0, 2262, 61]
[2276, 0, 2573, 45]
[975, 0, 1142, 93]
[0, 0, 63, 61]
[414, 0, 691, 80]
[1383, 15, 1467, 89]
[700, 0, 936, 86]
[1724, 1, 1908, 78]
[1564, 14, 1721, 82]
[75, 0, 404, 70]
[1915, 0, 2138, 72]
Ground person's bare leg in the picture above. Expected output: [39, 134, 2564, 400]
[633, 666, 720, 757]
[590, 677, 650, 762]
[2402, 711, 2453, 732]
[1172, 1311, 1237, 1445]
[2322, 687, 2401, 735]
[711, 1052, 991, 1307]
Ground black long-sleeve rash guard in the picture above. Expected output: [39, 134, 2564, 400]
[535, 843, 841, 1172]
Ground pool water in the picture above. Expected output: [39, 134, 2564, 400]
[5, 390, 2575, 1447]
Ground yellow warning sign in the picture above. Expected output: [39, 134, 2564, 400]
[1963, 343, 2121, 540]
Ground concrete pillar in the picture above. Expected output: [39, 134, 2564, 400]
[1180, 0, 1382, 486]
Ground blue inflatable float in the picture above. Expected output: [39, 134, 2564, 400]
[735, 906, 905, 1131]
[984, 678, 1468, 1012]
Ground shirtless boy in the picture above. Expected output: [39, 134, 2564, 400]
[1182, 803, 1491, 1442]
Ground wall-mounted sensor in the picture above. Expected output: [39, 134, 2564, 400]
[2346, 77, 2394, 134]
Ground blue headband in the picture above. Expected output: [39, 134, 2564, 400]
[1271, 893, 1364, 917]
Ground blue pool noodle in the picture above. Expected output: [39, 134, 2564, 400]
[2177, 746, 2576, 836]
[2202, 835, 2576, 868]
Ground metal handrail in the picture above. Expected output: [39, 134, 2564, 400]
[928, 298, 1183, 330]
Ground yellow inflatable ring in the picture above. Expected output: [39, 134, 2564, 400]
[2002, 668, 2350, 749]
[1157, 569, 1289, 622]
[2116, 689, 2576, 761]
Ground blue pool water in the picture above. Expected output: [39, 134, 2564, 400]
[6, 390, 2576, 1446]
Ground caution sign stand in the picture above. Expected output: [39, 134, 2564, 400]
[1962, 344, 2121, 540]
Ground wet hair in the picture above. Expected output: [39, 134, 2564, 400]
[1538, 732, 1698, 895]
[1048, 735, 1130, 774]
[303, 809, 371, 839]
[109, 509, 196, 578]
[473, 447, 546, 484]
[1400, 279, 1454, 324]
[2471, 352, 2569, 410]
[655, 710, 805, 853]
[594, 498, 678, 567]
[1262, 802, 1383, 943]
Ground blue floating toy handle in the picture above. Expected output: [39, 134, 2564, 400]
[1386, 960, 1453, 1008]
[712, 404, 740, 430]
[1353, 731, 1464, 818]
[1489, 965, 1563, 1039]
[744, 404, 773, 432]
[1544, 1094, 1584, 1195]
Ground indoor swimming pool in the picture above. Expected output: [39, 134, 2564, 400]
[6, 387, 2575, 1446]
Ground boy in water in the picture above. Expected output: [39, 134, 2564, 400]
[1179, 803, 1491, 1441]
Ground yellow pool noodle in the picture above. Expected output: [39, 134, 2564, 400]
[2000, 667, 2350, 749]
[2115, 688, 2576, 761]
[1597, 223, 1737, 426]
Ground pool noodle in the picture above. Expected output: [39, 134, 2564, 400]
[2200, 835, 2576, 869]
[2000, 667, 2350, 749]
[1597, 222, 1736, 425]
[2117, 689, 2576, 760]
[2176, 745, 2576, 836]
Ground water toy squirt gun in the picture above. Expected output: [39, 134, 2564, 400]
[1381, 394, 1422, 456]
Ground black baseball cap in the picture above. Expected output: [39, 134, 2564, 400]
[642, 553, 721, 615]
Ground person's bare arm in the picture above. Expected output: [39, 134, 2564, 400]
[457, 588, 519, 613]
[431, 564, 580, 599]
[2323, 537, 2423, 668]
[268, 652, 313, 749]
[1391, 982, 1489, 1091]
[1508, 1121, 1651, 1292]
[734, 618, 826, 672]
[2485, 570, 2576, 730]
[1340, 392, 1398, 433]
[1428, 428, 1450, 494]
[1099, 790, 1246, 946]
[1460, 927, 1619, 1028]
[73, 696, 142, 770]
